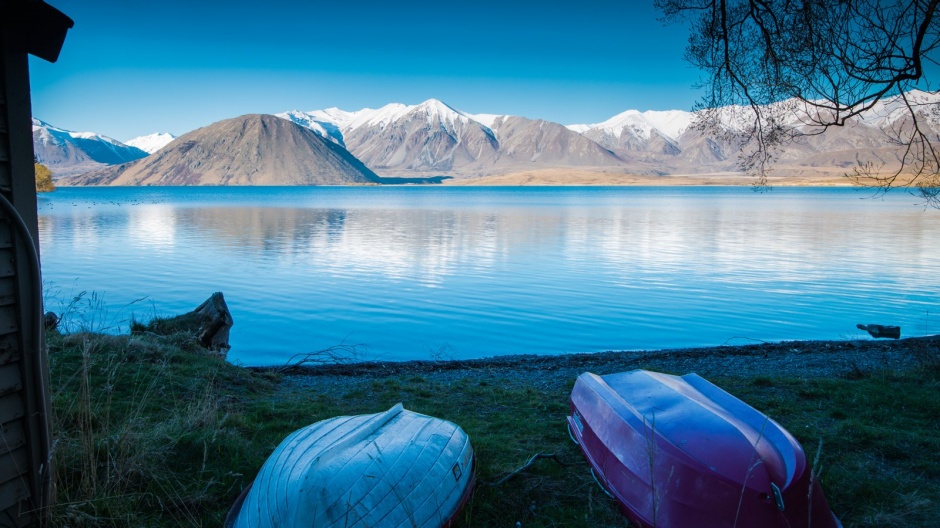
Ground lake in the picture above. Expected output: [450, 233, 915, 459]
[37, 186, 940, 366]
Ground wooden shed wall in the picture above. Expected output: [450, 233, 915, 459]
[0, 30, 52, 527]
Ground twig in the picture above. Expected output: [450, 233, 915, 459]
[483, 453, 567, 487]
[808, 438, 824, 528]
[275, 343, 366, 374]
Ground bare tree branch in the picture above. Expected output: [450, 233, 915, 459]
[657, 0, 940, 205]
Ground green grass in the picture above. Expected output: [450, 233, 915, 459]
[47, 331, 276, 526]
[46, 328, 940, 527]
[717, 366, 940, 527]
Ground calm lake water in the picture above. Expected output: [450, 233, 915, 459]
[37, 186, 940, 366]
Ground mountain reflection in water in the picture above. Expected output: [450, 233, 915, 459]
[38, 186, 940, 365]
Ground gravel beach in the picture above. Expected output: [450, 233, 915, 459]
[276, 335, 938, 394]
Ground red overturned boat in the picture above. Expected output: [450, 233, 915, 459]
[568, 370, 842, 528]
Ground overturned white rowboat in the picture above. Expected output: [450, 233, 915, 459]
[226, 403, 475, 528]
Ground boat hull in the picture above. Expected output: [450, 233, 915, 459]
[568, 370, 842, 528]
[228, 404, 474, 528]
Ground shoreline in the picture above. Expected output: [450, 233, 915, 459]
[272, 335, 937, 394]
[54, 167, 892, 188]
[440, 168, 856, 187]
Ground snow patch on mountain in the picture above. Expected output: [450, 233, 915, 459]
[861, 89, 940, 127]
[279, 100, 504, 144]
[566, 124, 591, 134]
[33, 118, 133, 149]
[276, 110, 347, 146]
[467, 113, 506, 129]
[410, 99, 474, 127]
[567, 109, 694, 141]
[32, 118, 149, 172]
[125, 132, 177, 154]
[276, 103, 417, 142]
[345, 103, 410, 130]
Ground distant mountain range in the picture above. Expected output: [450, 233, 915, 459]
[39, 90, 940, 185]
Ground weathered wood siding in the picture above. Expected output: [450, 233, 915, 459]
[0, 27, 52, 527]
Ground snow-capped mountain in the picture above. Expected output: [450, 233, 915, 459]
[276, 99, 624, 175]
[277, 100, 484, 143]
[280, 100, 499, 173]
[33, 118, 149, 177]
[339, 100, 501, 173]
[125, 132, 177, 154]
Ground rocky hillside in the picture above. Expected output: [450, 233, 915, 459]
[479, 115, 626, 173]
[64, 114, 380, 186]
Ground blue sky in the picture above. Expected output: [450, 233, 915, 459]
[29, 0, 704, 141]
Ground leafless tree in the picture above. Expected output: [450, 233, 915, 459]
[657, 0, 940, 204]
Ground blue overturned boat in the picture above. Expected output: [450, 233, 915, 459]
[226, 404, 474, 528]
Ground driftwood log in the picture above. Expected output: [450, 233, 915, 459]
[857, 323, 901, 339]
[141, 292, 234, 355]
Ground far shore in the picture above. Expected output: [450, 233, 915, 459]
[439, 168, 860, 187]
[53, 167, 901, 188]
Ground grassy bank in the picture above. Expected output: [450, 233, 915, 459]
[45, 328, 939, 527]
